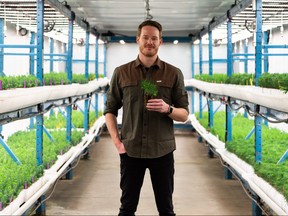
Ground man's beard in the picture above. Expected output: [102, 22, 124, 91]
[140, 45, 158, 57]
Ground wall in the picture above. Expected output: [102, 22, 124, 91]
[106, 42, 192, 79]
[233, 25, 288, 74]
[2, 22, 66, 76]
[3, 22, 31, 76]
[266, 25, 288, 73]
[191, 43, 227, 75]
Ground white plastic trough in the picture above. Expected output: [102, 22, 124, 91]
[0, 78, 109, 115]
[185, 79, 288, 113]
[0, 116, 106, 215]
[189, 114, 288, 215]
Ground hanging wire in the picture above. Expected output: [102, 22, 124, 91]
[29, 125, 105, 215]
[206, 144, 270, 216]
[145, 0, 153, 20]
[217, 96, 288, 124]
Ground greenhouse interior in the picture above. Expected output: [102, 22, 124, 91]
[0, 0, 288, 215]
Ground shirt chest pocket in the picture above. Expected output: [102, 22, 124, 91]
[121, 81, 140, 103]
[156, 80, 174, 104]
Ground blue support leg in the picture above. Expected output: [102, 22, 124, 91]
[49, 38, 54, 72]
[43, 126, 55, 143]
[95, 94, 99, 118]
[208, 146, 214, 158]
[252, 194, 262, 216]
[83, 147, 90, 159]
[245, 127, 255, 140]
[65, 164, 73, 180]
[199, 93, 203, 119]
[208, 99, 214, 128]
[35, 195, 46, 216]
[58, 107, 76, 129]
[225, 98, 233, 180]
[84, 99, 89, 133]
[95, 35, 99, 79]
[277, 149, 288, 164]
[0, 18, 5, 76]
[191, 90, 195, 114]
[29, 32, 35, 76]
[66, 105, 72, 142]
[213, 103, 222, 115]
[36, 115, 43, 166]
[255, 114, 262, 163]
[224, 167, 233, 180]
[0, 137, 21, 165]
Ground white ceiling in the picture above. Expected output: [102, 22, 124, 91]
[64, 0, 237, 37]
[0, 0, 288, 43]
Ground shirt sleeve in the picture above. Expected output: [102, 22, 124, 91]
[104, 68, 123, 117]
[172, 69, 189, 113]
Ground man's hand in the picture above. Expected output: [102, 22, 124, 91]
[115, 140, 126, 154]
[146, 99, 169, 113]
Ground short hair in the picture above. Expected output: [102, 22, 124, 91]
[137, 20, 162, 38]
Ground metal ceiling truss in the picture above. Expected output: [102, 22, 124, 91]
[0, 0, 98, 43]
[198, 0, 288, 43]
[0, 0, 288, 44]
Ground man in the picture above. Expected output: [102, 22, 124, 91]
[104, 20, 189, 216]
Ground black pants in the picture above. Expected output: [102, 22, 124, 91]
[118, 152, 176, 216]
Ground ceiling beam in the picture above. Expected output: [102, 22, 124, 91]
[45, 0, 74, 20]
[46, 0, 99, 37]
[193, 0, 252, 42]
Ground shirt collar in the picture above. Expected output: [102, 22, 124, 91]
[135, 56, 161, 69]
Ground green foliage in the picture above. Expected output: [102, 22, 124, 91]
[72, 74, 89, 84]
[194, 74, 227, 83]
[0, 72, 99, 90]
[0, 75, 38, 90]
[195, 73, 288, 92]
[89, 74, 96, 80]
[42, 110, 100, 129]
[44, 72, 70, 85]
[195, 111, 288, 200]
[0, 129, 83, 207]
[258, 73, 288, 93]
[0, 107, 101, 207]
[225, 73, 254, 85]
[140, 79, 158, 97]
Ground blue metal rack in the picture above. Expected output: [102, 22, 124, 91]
[188, 0, 288, 214]
[0, 0, 104, 214]
[1, 0, 287, 215]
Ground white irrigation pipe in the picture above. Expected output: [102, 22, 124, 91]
[1, 116, 106, 216]
[0, 78, 109, 114]
[185, 79, 288, 114]
[189, 114, 288, 215]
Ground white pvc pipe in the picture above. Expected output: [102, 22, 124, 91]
[185, 79, 288, 113]
[189, 114, 288, 215]
[1, 117, 106, 215]
[0, 78, 109, 114]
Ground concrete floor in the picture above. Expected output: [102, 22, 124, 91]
[46, 132, 252, 215]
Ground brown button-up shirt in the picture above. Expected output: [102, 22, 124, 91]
[104, 57, 189, 158]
